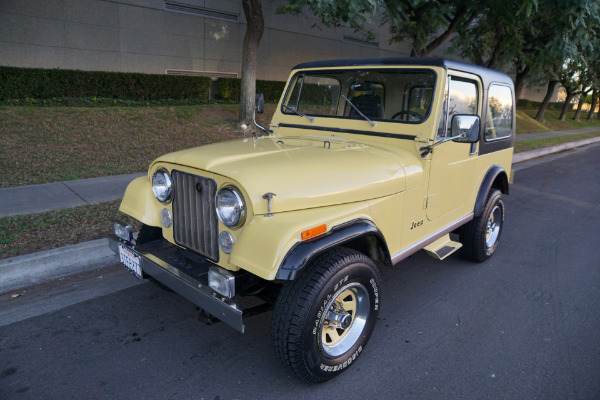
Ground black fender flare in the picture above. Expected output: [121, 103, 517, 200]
[474, 165, 509, 217]
[275, 219, 391, 280]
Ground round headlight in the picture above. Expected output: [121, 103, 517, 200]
[152, 169, 173, 203]
[216, 187, 245, 228]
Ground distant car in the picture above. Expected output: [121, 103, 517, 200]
[110, 57, 515, 382]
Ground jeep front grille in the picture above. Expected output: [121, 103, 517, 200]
[172, 170, 219, 261]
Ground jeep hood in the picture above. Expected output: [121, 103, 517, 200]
[153, 135, 423, 215]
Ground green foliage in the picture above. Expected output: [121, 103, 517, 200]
[0, 97, 234, 107]
[450, 0, 536, 70]
[278, 0, 381, 41]
[517, 99, 563, 110]
[216, 78, 241, 101]
[258, 80, 287, 103]
[384, 0, 480, 57]
[216, 78, 285, 102]
[0, 66, 211, 101]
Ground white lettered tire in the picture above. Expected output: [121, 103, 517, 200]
[270, 247, 381, 382]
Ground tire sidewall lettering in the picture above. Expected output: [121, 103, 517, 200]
[319, 345, 362, 372]
[307, 264, 379, 374]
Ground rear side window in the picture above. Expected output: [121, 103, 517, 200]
[485, 85, 513, 141]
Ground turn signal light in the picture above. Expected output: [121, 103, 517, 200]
[301, 224, 327, 241]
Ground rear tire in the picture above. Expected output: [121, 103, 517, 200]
[460, 189, 504, 262]
[271, 247, 381, 382]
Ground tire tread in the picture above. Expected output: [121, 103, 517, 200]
[270, 247, 380, 382]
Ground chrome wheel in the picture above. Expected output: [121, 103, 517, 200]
[485, 205, 502, 248]
[318, 283, 370, 358]
[460, 189, 504, 263]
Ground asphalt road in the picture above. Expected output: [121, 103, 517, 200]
[1, 144, 599, 400]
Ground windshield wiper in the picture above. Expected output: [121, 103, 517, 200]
[282, 104, 314, 122]
[342, 95, 376, 127]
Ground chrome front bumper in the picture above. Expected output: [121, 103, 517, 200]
[108, 235, 245, 332]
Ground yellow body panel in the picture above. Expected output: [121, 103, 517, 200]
[119, 176, 161, 227]
[230, 202, 373, 280]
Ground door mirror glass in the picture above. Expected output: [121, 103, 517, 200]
[451, 115, 480, 143]
[255, 92, 264, 114]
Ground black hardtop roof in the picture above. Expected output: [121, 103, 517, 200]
[292, 57, 513, 88]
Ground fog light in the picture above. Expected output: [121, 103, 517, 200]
[209, 267, 235, 298]
[114, 221, 133, 242]
[160, 208, 172, 228]
[218, 231, 235, 254]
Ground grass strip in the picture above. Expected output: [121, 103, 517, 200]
[0, 104, 275, 188]
[515, 131, 600, 153]
[0, 200, 140, 260]
[516, 109, 600, 134]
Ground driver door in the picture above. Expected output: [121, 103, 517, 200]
[426, 73, 481, 222]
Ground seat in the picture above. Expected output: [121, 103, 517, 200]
[348, 94, 383, 119]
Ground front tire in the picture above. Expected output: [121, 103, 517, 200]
[460, 189, 505, 262]
[271, 247, 381, 382]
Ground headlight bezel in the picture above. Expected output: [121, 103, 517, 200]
[216, 186, 246, 229]
[152, 168, 173, 203]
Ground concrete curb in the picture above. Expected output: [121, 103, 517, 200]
[1, 137, 599, 295]
[0, 238, 118, 294]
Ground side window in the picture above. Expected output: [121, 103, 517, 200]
[445, 77, 478, 136]
[485, 85, 513, 141]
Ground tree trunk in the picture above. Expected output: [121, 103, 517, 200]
[514, 65, 531, 100]
[587, 89, 598, 121]
[410, 5, 475, 57]
[559, 93, 575, 121]
[535, 80, 559, 122]
[573, 91, 588, 121]
[239, 0, 264, 124]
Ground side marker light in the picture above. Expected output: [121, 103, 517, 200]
[301, 224, 327, 241]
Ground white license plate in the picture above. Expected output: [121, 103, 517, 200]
[119, 245, 142, 280]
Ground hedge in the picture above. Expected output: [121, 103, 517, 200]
[0, 66, 211, 101]
[516, 98, 564, 111]
[216, 78, 286, 102]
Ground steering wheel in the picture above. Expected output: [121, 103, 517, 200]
[391, 110, 423, 121]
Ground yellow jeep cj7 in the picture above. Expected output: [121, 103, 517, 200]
[109, 57, 515, 382]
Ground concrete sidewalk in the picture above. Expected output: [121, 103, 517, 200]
[0, 172, 144, 217]
[1, 131, 600, 294]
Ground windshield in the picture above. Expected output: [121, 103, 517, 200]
[282, 68, 436, 124]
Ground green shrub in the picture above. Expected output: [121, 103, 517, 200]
[216, 78, 240, 101]
[216, 78, 285, 102]
[0, 66, 211, 101]
[0, 97, 236, 107]
[258, 79, 286, 102]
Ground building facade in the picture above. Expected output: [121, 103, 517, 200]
[0, 0, 548, 100]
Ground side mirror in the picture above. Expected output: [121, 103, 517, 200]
[255, 92, 264, 114]
[451, 115, 480, 143]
